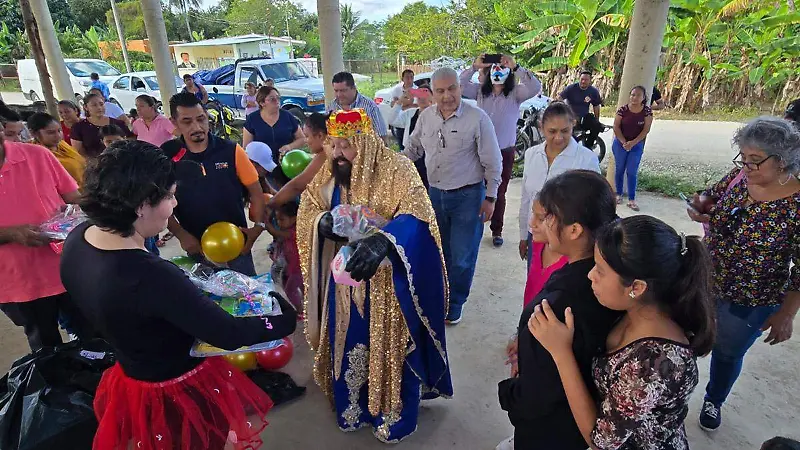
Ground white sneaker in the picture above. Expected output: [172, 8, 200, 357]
[495, 435, 514, 450]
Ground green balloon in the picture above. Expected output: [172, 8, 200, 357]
[281, 149, 313, 179]
[170, 256, 195, 270]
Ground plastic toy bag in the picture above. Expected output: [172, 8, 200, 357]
[39, 205, 87, 254]
[329, 205, 389, 286]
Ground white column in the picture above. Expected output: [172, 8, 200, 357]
[28, 0, 74, 101]
[140, 0, 178, 117]
[606, 0, 670, 190]
[110, 0, 132, 73]
[317, 0, 344, 106]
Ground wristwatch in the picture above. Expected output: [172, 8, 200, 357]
[485, 196, 496, 203]
[254, 222, 266, 229]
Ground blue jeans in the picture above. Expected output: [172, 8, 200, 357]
[429, 183, 485, 316]
[704, 301, 780, 407]
[611, 138, 644, 201]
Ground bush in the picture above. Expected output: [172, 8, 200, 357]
[107, 50, 155, 73]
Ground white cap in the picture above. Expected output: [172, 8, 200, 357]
[245, 142, 277, 172]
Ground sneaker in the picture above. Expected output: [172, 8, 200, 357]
[492, 236, 504, 247]
[446, 304, 464, 325]
[698, 400, 721, 431]
[495, 435, 514, 450]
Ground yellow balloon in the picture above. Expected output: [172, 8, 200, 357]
[223, 352, 258, 371]
[201, 222, 245, 263]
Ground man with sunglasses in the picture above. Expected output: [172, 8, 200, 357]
[686, 116, 800, 433]
[402, 67, 502, 324]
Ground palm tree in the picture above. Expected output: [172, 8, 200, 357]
[169, 0, 201, 41]
[340, 4, 363, 49]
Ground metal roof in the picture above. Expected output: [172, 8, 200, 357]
[172, 34, 306, 48]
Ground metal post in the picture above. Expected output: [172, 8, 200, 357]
[28, 0, 74, 103]
[140, 0, 178, 117]
[110, 0, 132, 73]
[605, 0, 670, 190]
[317, 0, 344, 105]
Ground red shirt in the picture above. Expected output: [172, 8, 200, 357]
[616, 105, 653, 141]
[61, 121, 72, 145]
[0, 141, 79, 303]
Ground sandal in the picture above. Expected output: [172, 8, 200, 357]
[627, 201, 640, 212]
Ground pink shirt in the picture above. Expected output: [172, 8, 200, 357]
[523, 242, 569, 307]
[132, 115, 175, 147]
[0, 142, 78, 303]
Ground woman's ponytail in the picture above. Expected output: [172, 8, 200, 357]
[669, 235, 716, 356]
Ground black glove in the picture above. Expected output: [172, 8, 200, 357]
[318, 212, 347, 242]
[345, 233, 392, 282]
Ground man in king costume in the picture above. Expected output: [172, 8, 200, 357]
[296, 109, 453, 442]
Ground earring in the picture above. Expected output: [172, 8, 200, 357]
[629, 291, 636, 299]
[779, 172, 793, 186]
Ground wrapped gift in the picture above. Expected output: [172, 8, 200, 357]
[39, 205, 88, 254]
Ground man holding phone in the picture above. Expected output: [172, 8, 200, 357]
[460, 53, 542, 248]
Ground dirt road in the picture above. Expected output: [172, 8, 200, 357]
[1, 180, 796, 449]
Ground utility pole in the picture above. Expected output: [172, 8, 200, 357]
[141, 0, 178, 117]
[285, 16, 293, 58]
[317, 0, 344, 106]
[28, 0, 74, 106]
[606, 0, 670, 191]
[110, 0, 132, 73]
[19, 0, 58, 116]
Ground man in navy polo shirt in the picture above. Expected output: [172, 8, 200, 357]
[162, 92, 266, 276]
[558, 71, 603, 147]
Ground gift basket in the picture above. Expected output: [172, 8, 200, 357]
[39, 205, 88, 254]
[171, 259, 289, 356]
[329, 204, 389, 287]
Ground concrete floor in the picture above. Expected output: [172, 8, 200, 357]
[1, 179, 797, 449]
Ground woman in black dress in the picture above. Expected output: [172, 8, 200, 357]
[529, 216, 715, 449]
[60, 140, 297, 450]
[498, 170, 622, 450]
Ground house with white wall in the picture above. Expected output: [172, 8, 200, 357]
[172, 34, 306, 72]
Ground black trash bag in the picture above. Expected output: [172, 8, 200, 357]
[0, 339, 116, 450]
[246, 369, 306, 407]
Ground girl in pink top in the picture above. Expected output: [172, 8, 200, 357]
[132, 95, 176, 147]
[241, 82, 259, 116]
[523, 199, 568, 306]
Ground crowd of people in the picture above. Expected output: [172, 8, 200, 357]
[0, 54, 798, 450]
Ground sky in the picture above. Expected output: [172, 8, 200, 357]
[197, 0, 441, 22]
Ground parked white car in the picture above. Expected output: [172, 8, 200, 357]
[18, 58, 120, 103]
[107, 71, 182, 113]
[374, 70, 550, 125]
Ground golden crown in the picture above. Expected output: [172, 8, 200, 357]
[327, 109, 372, 138]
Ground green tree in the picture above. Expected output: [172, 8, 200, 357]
[67, 0, 111, 30]
[0, 0, 76, 33]
[106, 1, 148, 39]
[340, 4, 363, 50]
[168, 0, 202, 39]
[226, 0, 310, 38]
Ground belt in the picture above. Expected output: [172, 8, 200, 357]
[440, 182, 482, 193]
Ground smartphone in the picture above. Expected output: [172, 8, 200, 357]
[679, 192, 699, 213]
[483, 54, 502, 64]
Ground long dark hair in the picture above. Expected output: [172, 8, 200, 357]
[480, 66, 515, 98]
[596, 216, 715, 355]
[538, 170, 617, 252]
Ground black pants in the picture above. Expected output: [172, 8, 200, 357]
[0, 292, 91, 351]
[578, 113, 604, 148]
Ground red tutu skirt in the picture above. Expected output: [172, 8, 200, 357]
[93, 357, 273, 450]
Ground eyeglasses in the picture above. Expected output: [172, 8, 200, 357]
[265, 96, 280, 103]
[732, 153, 776, 171]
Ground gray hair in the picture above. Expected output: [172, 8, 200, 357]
[733, 116, 800, 175]
[431, 67, 458, 84]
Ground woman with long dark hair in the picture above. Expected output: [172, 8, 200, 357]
[498, 170, 622, 450]
[529, 215, 715, 449]
[460, 53, 541, 247]
[60, 140, 297, 449]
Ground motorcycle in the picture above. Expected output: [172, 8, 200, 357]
[208, 87, 242, 144]
[515, 104, 608, 163]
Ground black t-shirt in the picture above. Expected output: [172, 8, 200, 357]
[651, 86, 662, 105]
[60, 222, 297, 381]
[559, 83, 602, 118]
[498, 258, 623, 450]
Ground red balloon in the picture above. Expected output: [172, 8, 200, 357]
[256, 338, 294, 370]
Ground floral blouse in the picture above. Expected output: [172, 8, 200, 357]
[591, 338, 697, 450]
[704, 168, 800, 307]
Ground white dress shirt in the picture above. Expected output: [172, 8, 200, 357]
[518, 137, 601, 240]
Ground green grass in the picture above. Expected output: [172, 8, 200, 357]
[636, 172, 705, 198]
[0, 77, 21, 92]
[600, 104, 763, 122]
